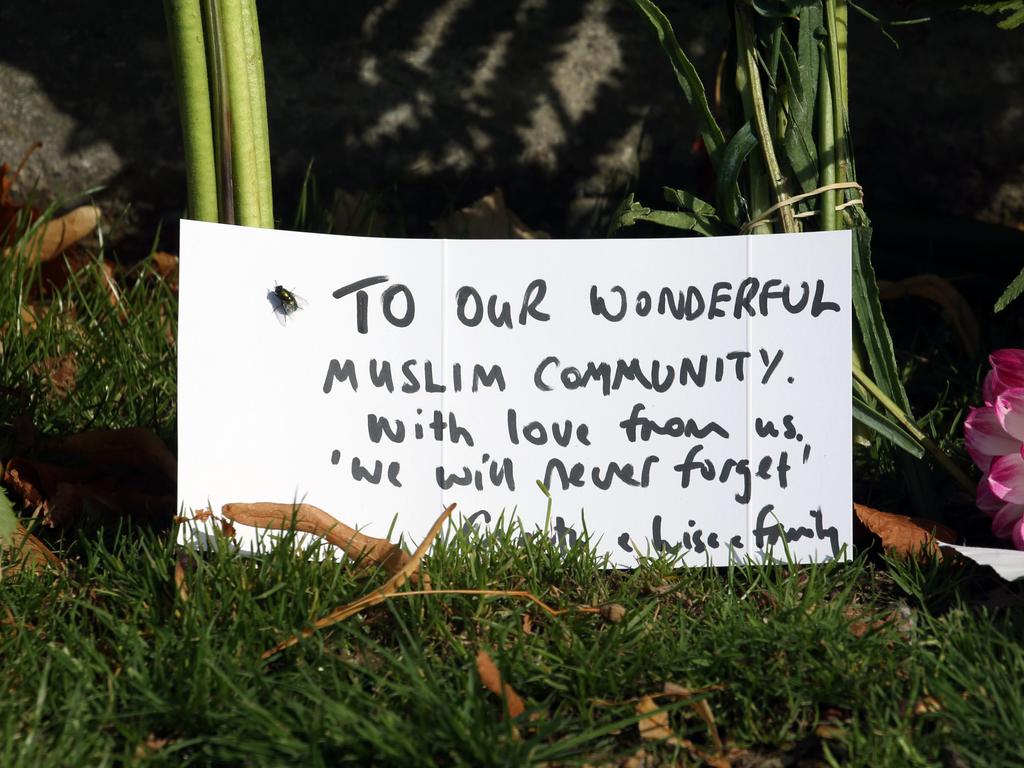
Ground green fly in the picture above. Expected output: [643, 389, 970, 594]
[269, 284, 308, 325]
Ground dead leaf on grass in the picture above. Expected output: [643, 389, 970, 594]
[599, 603, 626, 624]
[151, 251, 179, 289]
[16, 205, 100, 264]
[636, 695, 682, 745]
[434, 188, 550, 239]
[2, 427, 176, 529]
[174, 557, 188, 603]
[56, 427, 177, 484]
[476, 649, 526, 719]
[33, 353, 78, 400]
[854, 503, 956, 558]
[134, 734, 172, 758]
[913, 695, 942, 716]
[1, 522, 61, 579]
[222, 501, 411, 576]
[660, 682, 724, 753]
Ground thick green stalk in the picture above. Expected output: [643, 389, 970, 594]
[164, 0, 218, 222]
[240, 0, 273, 227]
[825, 0, 850, 189]
[216, 0, 268, 227]
[202, 0, 233, 224]
[817, 43, 836, 231]
[737, 6, 796, 234]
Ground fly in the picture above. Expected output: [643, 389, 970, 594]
[268, 284, 308, 325]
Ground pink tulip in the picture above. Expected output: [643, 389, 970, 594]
[965, 349, 1024, 549]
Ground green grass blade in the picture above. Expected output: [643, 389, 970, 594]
[852, 396, 925, 458]
[629, 0, 727, 167]
[778, 37, 819, 194]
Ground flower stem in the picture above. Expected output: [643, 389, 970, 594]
[163, 0, 218, 222]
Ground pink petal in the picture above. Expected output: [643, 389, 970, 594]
[992, 504, 1024, 539]
[964, 406, 1019, 470]
[983, 370, 1001, 406]
[977, 477, 1004, 515]
[990, 349, 1024, 389]
[988, 453, 1024, 503]
[995, 388, 1024, 442]
[1013, 518, 1024, 551]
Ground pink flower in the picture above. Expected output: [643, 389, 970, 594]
[965, 349, 1024, 549]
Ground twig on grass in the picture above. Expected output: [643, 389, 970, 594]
[222, 501, 412, 577]
[262, 503, 456, 658]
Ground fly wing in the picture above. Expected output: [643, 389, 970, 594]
[293, 292, 309, 310]
[268, 290, 290, 325]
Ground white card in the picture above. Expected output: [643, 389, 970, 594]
[177, 221, 851, 566]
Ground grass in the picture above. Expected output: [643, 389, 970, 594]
[3, 520, 1024, 766]
[2, 205, 1023, 766]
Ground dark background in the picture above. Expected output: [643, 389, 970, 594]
[0, 1, 1021, 269]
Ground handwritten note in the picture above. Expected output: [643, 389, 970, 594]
[177, 221, 851, 566]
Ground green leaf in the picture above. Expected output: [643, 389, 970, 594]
[995, 264, 1024, 312]
[662, 187, 717, 216]
[778, 68, 819, 193]
[852, 396, 925, 459]
[851, 225, 913, 412]
[630, 0, 727, 167]
[715, 121, 759, 228]
[0, 487, 17, 548]
[966, 1, 1024, 29]
[797, 0, 823, 99]
[616, 196, 721, 236]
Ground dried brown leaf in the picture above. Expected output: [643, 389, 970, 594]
[854, 503, 956, 558]
[434, 188, 549, 239]
[33, 353, 78, 400]
[134, 734, 171, 758]
[9, 205, 100, 263]
[913, 695, 942, 716]
[1, 522, 61, 578]
[600, 603, 626, 624]
[659, 682, 725, 754]
[222, 501, 410, 576]
[151, 251, 179, 288]
[56, 427, 177, 484]
[476, 649, 526, 719]
[174, 557, 188, 602]
[636, 695, 681, 745]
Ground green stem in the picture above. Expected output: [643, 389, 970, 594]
[851, 364, 974, 493]
[825, 0, 850, 191]
[239, 0, 273, 227]
[216, 0, 264, 227]
[817, 43, 836, 231]
[163, 0, 218, 222]
[737, 6, 796, 234]
[202, 0, 234, 224]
